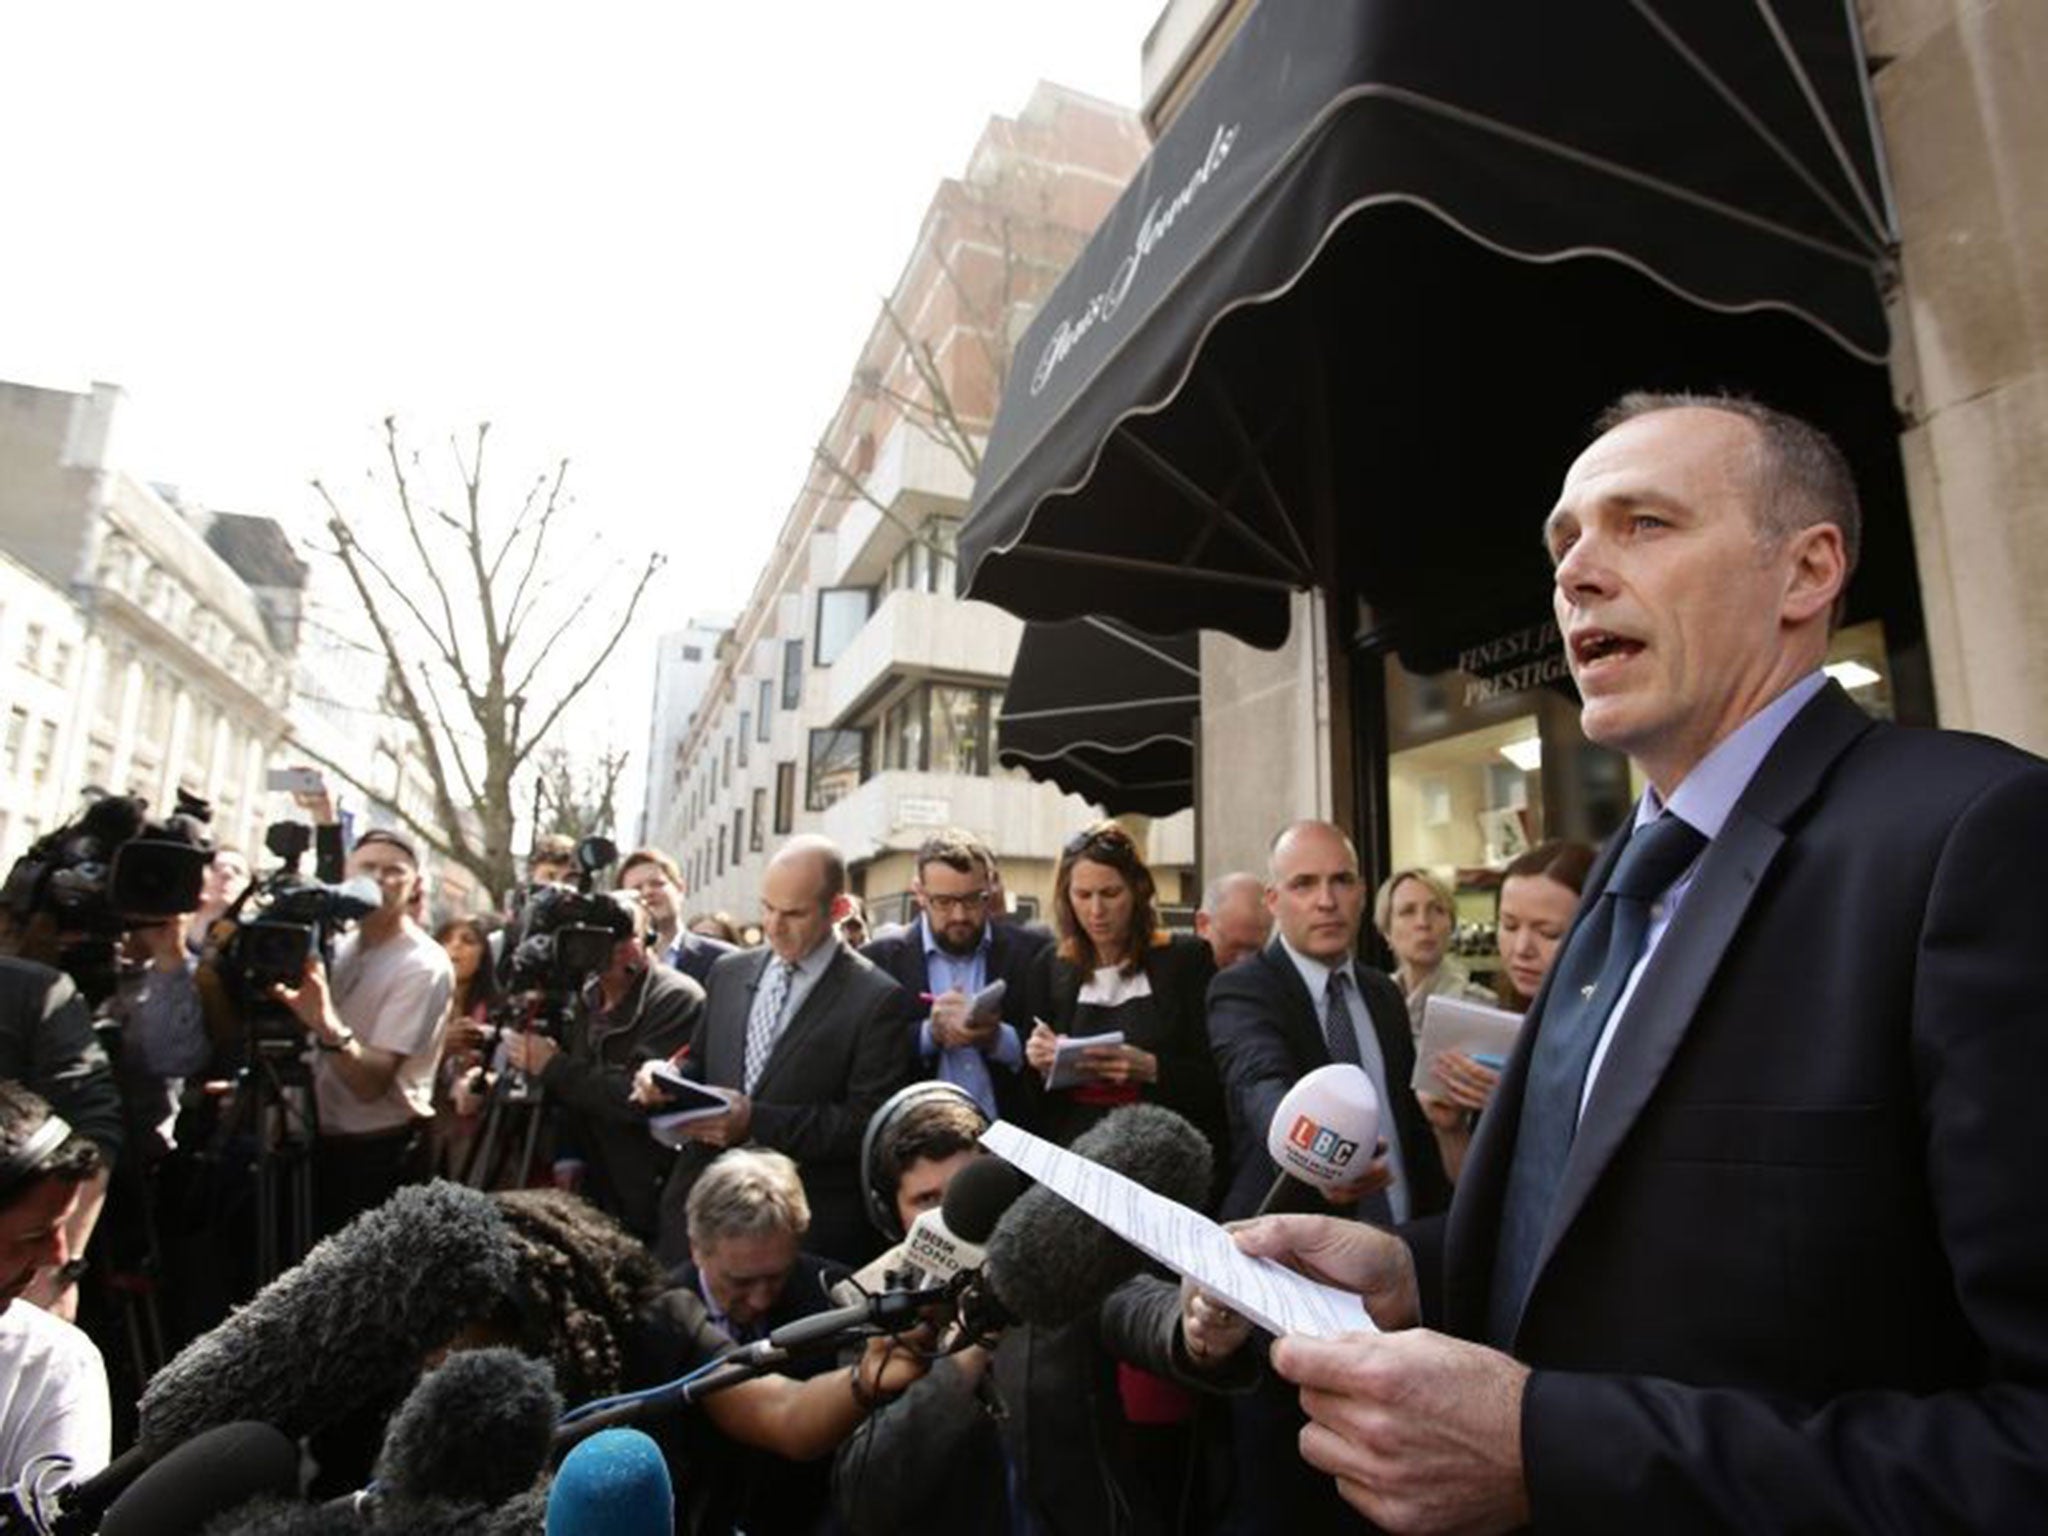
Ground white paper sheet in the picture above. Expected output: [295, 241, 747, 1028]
[981, 1119, 1374, 1340]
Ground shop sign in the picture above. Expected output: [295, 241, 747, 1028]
[1458, 621, 1570, 705]
[896, 795, 951, 829]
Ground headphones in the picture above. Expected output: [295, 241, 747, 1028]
[0, 1111, 74, 1207]
[859, 1081, 989, 1241]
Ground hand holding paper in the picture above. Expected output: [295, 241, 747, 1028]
[980, 1119, 1374, 1340]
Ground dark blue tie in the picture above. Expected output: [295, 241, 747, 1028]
[1322, 971, 1394, 1225]
[1488, 813, 1707, 1346]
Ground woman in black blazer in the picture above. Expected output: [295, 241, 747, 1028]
[1023, 821, 1227, 1178]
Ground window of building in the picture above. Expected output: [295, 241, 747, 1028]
[49, 642, 73, 687]
[31, 721, 56, 785]
[2, 708, 26, 776]
[682, 645, 702, 662]
[887, 518, 960, 596]
[782, 639, 804, 708]
[717, 825, 728, 875]
[774, 762, 796, 834]
[757, 680, 773, 740]
[874, 682, 1002, 776]
[814, 587, 874, 667]
[732, 808, 744, 866]
[723, 737, 733, 788]
[929, 685, 988, 776]
[806, 728, 868, 811]
[81, 739, 112, 794]
[882, 690, 925, 773]
[20, 623, 44, 673]
[749, 788, 766, 852]
[737, 714, 750, 768]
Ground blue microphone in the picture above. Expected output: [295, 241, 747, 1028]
[545, 1429, 672, 1536]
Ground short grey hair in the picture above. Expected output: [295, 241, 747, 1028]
[685, 1148, 810, 1249]
[1200, 871, 1266, 913]
[1593, 391, 1862, 586]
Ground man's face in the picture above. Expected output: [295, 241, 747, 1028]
[1200, 888, 1271, 970]
[1546, 407, 1819, 792]
[0, 1177, 79, 1314]
[348, 844, 419, 915]
[620, 864, 679, 927]
[203, 851, 251, 908]
[893, 1148, 979, 1236]
[692, 1227, 799, 1332]
[916, 859, 991, 957]
[1268, 826, 1366, 964]
[760, 854, 836, 964]
[529, 858, 575, 888]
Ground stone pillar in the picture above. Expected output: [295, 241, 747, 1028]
[1864, 0, 2048, 754]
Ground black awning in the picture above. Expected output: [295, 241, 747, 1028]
[997, 619, 1198, 817]
[959, 0, 1899, 649]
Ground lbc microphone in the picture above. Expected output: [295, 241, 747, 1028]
[136, 1182, 516, 1456]
[976, 1103, 1213, 1329]
[545, 1430, 672, 1536]
[1256, 1062, 1381, 1215]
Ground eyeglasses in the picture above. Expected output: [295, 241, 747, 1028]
[926, 891, 990, 915]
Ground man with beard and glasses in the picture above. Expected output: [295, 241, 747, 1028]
[860, 829, 1050, 1126]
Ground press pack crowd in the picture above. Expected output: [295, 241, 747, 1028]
[2, 395, 2044, 1535]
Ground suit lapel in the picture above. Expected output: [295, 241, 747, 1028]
[754, 946, 852, 1096]
[714, 951, 774, 1086]
[1262, 939, 1329, 1069]
[1527, 682, 1876, 1300]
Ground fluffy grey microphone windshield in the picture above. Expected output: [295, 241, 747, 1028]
[376, 1347, 560, 1507]
[141, 1181, 516, 1452]
[983, 1103, 1212, 1329]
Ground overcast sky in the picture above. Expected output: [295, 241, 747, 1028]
[0, 1, 1154, 827]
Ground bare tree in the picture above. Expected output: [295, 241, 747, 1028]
[533, 742, 629, 844]
[310, 418, 661, 899]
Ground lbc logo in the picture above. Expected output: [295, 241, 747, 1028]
[1288, 1114, 1359, 1169]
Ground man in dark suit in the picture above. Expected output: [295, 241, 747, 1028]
[1241, 395, 2048, 1531]
[647, 835, 915, 1268]
[1207, 817, 1452, 1535]
[860, 829, 1051, 1126]
[618, 846, 736, 986]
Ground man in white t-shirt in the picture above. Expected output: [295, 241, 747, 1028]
[273, 829, 453, 1236]
[0, 1080, 111, 1492]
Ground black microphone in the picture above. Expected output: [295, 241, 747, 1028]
[92, 1423, 298, 1536]
[373, 1348, 561, 1509]
[137, 1182, 516, 1454]
[974, 1103, 1213, 1329]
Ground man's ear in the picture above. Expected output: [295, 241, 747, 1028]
[1780, 522, 1848, 628]
[828, 892, 853, 925]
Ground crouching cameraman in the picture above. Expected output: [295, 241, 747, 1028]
[502, 893, 702, 1244]
[269, 829, 452, 1237]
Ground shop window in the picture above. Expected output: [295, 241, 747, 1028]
[882, 690, 925, 773]
[929, 685, 987, 776]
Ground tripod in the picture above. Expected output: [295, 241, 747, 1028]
[461, 991, 573, 1190]
[237, 1025, 319, 1284]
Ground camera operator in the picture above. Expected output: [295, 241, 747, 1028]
[503, 893, 702, 1244]
[270, 829, 453, 1237]
[0, 1079, 111, 1492]
[0, 961, 120, 1323]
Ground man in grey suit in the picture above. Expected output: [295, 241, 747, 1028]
[646, 835, 915, 1267]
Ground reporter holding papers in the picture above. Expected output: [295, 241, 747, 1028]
[860, 829, 1048, 1125]
[1022, 820, 1225, 1162]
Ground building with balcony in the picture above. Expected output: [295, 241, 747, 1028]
[645, 83, 1196, 928]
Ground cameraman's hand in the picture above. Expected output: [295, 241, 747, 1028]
[630, 1059, 669, 1109]
[271, 956, 345, 1043]
[504, 1030, 558, 1076]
